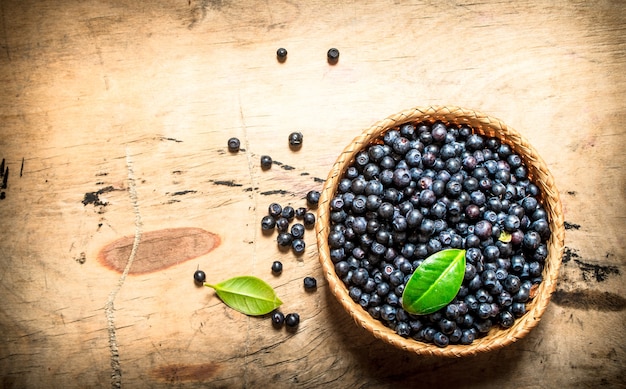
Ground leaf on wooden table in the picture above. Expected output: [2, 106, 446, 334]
[205, 276, 283, 316]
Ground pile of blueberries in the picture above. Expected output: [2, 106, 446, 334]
[261, 190, 319, 255]
[326, 121, 551, 347]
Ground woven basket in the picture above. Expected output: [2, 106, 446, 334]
[315, 106, 565, 357]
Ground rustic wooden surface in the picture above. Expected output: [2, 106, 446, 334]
[1, 1, 625, 388]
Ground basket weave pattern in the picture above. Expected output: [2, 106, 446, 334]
[316, 106, 565, 357]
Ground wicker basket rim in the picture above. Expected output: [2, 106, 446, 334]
[315, 105, 565, 357]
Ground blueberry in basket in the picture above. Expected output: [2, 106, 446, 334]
[324, 120, 553, 348]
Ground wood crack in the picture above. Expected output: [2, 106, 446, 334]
[104, 148, 143, 388]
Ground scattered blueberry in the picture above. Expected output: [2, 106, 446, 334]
[303, 212, 316, 228]
[295, 207, 307, 219]
[291, 223, 305, 239]
[268, 203, 282, 218]
[289, 132, 303, 148]
[271, 311, 285, 327]
[292, 238, 306, 255]
[271, 261, 283, 275]
[193, 269, 206, 285]
[281, 205, 295, 220]
[285, 313, 300, 328]
[306, 190, 320, 207]
[227, 137, 240, 152]
[327, 48, 339, 63]
[260, 155, 273, 170]
[277, 232, 293, 247]
[304, 276, 317, 290]
[261, 215, 276, 231]
[276, 48, 287, 62]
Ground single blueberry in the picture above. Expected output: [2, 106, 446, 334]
[271, 311, 285, 327]
[194, 270, 206, 285]
[285, 313, 300, 327]
[271, 261, 283, 275]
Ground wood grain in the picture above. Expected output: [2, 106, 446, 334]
[0, 0, 624, 387]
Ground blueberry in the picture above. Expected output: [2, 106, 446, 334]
[422, 327, 437, 342]
[449, 327, 463, 344]
[392, 168, 411, 187]
[474, 220, 492, 240]
[271, 311, 285, 327]
[277, 232, 293, 247]
[395, 322, 411, 337]
[389, 270, 404, 286]
[304, 276, 317, 290]
[281, 205, 295, 220]
[459, 329, 476, 345]
[510, 302, 526, 317]
[295, 207, 307, 219]
[292, 238, 306, 255]
[464, 263, 477, 280]
[275, 217, 290, 232]
[531, 219, 550, 239]
[376, 282, 391, 297]
[483, 245, 500, 261]
[285, 313, 300, 327]
[529, 261, 542, 277]
[499, 311, 515, 328]
[291, 223, 305, 239]
[380, 304, 397, 321]
[327, 48, 340, 63]
[303, 212, 316, 228]
[268, 203, 282, 218]
[227, 137, 240, 152]
[260, 155, 272, 169]
[439, 318, 457, 334]
[335, 261, 350, 277]
[523, 231, 541, 250]
[498, 291, 513, 307]
[368, 144, 386, 162]
[405, 149, 422, 167]
[276, 47, 288, 61]
[289, 132, 303, 148]
[261, 216, 276, 231]
[433, 332, 449, 348]
[474, 319, 493, 333]
[193, 270, 206, 285]
[269, 261, 283, 276]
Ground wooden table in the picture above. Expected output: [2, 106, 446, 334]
[1, 1, 624, 387]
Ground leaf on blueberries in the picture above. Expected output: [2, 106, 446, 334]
[205, 276, 283, 316]
[401, 249, 466, 315]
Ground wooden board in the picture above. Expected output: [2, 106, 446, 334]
[0, 0, 625, 387]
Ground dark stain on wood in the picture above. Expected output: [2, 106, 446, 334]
[574, 259, 620, 282]
[562, 246, 619, 282]
[171, 190, 197, 196]
[82, 185, 116, 206]
[98, 227, 220, 275]
[260, 189, 291, 196]
[562, 246, 580, 263]
[552, 289, 626, 312]
[210, 179, 242, 187]
[152, 362, 220, 382]
[564, 221, 581, 230]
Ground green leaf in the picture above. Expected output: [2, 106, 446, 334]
[401, 249, 466, 315]
[205, 276, 283, 316]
